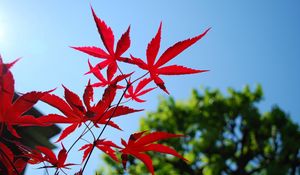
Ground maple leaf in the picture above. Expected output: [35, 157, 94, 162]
[86, 59, 131, 89]
[124, 78, 156, 103]
[40, 81, 141, 142]
[0, 55, 20, 75]
[27, 143, 76, 169]
[79, 139, 121, 163]
[0, 142, 26, 175]
[129, 23, 210, 94]
[120, 131, 187, 175]
[72, 7, 131, 80]
[0, 57, 50, 138]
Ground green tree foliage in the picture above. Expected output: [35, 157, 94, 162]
[99, 85, 300, 175]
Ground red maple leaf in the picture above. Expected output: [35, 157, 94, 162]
[0, 57, 50, 138]
[120, 131, 187, 175]
[79, 139, 121, 163]
[27, 143, 76, 169]
[40, 81, 141, 142]
[129, 23, 210, 94]
[72, 7, 131, 80]
[124, 78, 156, 103]
[86, 59, 131, 89]
[0, 55, 20, 75]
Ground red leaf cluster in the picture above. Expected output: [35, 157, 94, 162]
[0, 57, 50, 138]
[25, 143, 76, 169]
[0, 5, 209, 175]
[121, 131, 188, 175]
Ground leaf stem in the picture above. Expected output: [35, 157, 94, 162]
[67, 122, 91, 154]
[131, 72, 149, 85]
[117, 65, 130, 85]
[67, 104, 112, 154]
[83, 122, 96, 141]
[81, 84, 130, 173]
[54, 168, 59, 175]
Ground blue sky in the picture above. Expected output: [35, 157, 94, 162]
[0, 1, 299, 174]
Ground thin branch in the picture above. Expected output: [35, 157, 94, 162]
[117, 64, 129, 85]
[131, 72, 149, 85]
[83, 122, 96, 141]
[67, 122, 92, 154]
[81, 84, 130, 173]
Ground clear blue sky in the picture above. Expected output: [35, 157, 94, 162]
[0, 1, 299, 174]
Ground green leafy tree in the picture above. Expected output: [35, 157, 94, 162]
[99, 85, 300, 175]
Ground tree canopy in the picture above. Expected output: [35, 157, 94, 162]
[99, 85, 300, 175]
